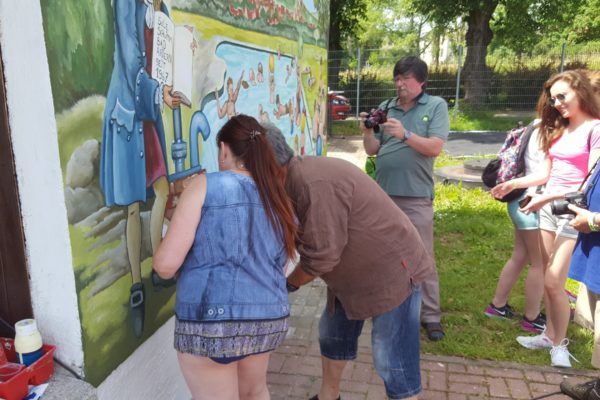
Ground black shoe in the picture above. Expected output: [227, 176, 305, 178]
[561, 379, 600, 400]
[422, 322, 445, 341]
[308, 396, 341, 400]
[151, 270, 176, 290]
[130, 283, 145, 338]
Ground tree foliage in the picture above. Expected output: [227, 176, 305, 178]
[41, 0, 114, 112]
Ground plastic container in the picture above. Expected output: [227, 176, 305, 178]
[0, 338, 55, 400]
[0, 363, 25, 382]
[14, 319, 43, 366]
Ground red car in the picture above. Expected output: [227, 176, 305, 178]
[328, 91, 351, 120]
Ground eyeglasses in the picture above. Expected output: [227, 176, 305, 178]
[549, 93, 567, 106]
[393, 74, 416, 83]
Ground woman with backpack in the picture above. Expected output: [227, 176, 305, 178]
[485, 121, 547, 334]
[492, 70, 600, 368]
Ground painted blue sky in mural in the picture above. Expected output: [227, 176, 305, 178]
[303, 0, 316, 14]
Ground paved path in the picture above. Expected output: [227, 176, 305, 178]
[267, 136, 598, 399]
[268, 280, 597, 400]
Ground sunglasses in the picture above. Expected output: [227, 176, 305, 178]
[548, 93, 567, 106]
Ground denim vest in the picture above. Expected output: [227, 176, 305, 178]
[175, 171, 290, 322]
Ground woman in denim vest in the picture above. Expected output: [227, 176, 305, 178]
[154, 115, 297, 399]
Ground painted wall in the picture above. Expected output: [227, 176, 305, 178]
[37, 0, 330, 385]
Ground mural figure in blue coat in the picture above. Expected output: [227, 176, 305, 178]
[100, 0, 181, 337]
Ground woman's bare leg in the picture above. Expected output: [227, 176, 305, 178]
[544, 235, 576, 345]
[520, 229, 545, 320]
[177, 352, 239, 400]
[492, 229, 528, 307]
[238, 352, 272, 400]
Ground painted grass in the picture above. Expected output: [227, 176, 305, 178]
[425, 180, 594, 369]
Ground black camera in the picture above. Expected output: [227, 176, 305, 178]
[364, 109, 388, 132]
[550, 191, 588, 215]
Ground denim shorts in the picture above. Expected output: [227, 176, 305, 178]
[507, 194, 539, 230]
[319, 287, 422, 399]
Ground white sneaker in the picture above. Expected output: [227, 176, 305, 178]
[516, 332, 552, 349]
[550, 338, 579, 368]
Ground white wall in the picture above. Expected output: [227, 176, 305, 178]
[97, 317, 190, 400]
[0, 0, 84, 373]
[0, 2, 187, 393]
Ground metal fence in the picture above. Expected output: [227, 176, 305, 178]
[327, 43, 600, 123]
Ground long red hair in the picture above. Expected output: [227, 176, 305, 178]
[217, 115, 297, 258]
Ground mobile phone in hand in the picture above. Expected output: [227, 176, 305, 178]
[519, 195, 532, 209]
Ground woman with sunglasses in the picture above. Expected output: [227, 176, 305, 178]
[492, 70, 600, 368]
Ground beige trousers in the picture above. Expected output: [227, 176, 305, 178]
[390, 196, 441, 323]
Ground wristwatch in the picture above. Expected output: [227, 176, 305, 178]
[400, 130, 413, 143]
[286, 280, 299, 293]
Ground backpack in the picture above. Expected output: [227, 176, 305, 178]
[481, 121, 536, 202]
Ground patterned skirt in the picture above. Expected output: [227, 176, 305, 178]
[174, 317, 289, 358]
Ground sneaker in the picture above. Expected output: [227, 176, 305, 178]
[550, 338, 579, 368]
[521, 313, 546, 333]
[560, 378, 600, 400]
[516, 332, 552, 349]
[484, 303, 517, 319]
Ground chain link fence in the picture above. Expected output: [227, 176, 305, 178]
[327, 43, 600, 128]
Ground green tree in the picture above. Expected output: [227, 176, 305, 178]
[328, 0, 368, 89]
[411, 0, 499, 105]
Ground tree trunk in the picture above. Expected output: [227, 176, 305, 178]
[462, 0, 498, 106]
[431, 24, 442, 68]
[327, 1, 342, 91]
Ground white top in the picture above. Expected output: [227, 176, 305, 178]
[523, 123, 545, 194]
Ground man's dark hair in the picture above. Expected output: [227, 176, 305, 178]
[393, 56, 428, 83]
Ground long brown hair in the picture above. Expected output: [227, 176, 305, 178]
[217, 115, 296, 258]
[536, 70, 600, 153]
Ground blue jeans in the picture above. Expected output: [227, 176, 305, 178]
[319, 286, 422, 399]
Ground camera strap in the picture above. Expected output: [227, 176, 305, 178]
[579, 155, 600, 195]
[378, 98, 397, 147]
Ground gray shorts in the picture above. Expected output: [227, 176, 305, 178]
[539, 203, 579, 239]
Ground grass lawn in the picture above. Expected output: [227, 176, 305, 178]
[425, 173, 594, 369]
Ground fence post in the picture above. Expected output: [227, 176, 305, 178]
[560, 43, 566, 72]
[355, 48, 361, 120]
[454, 45, 463, 117]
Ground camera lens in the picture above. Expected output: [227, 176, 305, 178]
[551, 200, 571, 215]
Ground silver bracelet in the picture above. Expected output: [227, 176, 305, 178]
[588, 212, 600, 232]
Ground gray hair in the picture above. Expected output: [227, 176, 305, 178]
[260, 122, 294, 166]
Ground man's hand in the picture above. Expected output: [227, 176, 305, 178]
[359, 111, 373, 134]
[568, 204, 593, 233]
[163, 85, 182, 109]
[381, 118, 406, 140]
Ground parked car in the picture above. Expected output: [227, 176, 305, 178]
[328, 91, 351, 120]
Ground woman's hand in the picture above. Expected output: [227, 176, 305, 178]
[491, 181, 515, 199]
[520, 193, 549, 213]
[568, 204, 593, 233]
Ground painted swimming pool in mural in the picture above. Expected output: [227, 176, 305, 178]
[173, 41, 317, 180]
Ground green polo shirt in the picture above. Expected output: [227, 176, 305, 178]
[374, 93, 449, 198]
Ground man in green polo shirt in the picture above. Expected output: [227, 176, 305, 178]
[362, 56, 450, 341]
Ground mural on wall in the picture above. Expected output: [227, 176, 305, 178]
[41, 0, 329, 385]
